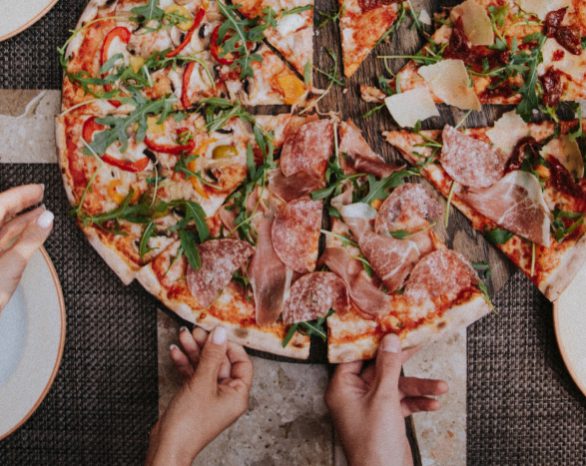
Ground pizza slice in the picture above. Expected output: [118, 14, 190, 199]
[233, 0, 314, 76]
[384, 111, 586, 301]
[60, 0, 310, 110]
[365, 0, 586, 126]
[339, 0, 403, 78]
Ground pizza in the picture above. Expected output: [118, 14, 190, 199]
[338, 0, 404, 77]
[363, 0, 586, 127]
[58, 0, 586, 363]
[384, 111, 586, 301]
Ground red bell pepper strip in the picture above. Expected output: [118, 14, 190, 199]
[181, 62, 196, 109]
[166, 7, 206, 58]
[101, 154, 150, 173]
[145, 128, 195, 154]
[82, 117, 150, 173]
[210, 25, 235, 65]
[100, 27, 131, 108]
[100, 26, 131, 66]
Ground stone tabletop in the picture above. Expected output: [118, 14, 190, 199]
[0, 89, 467, 465]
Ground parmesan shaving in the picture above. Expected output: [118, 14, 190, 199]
[451, 0, 494, 46]
[419, 9, 432, 26]
[486, 111, 530, 155]
[515, 0, 571, 20]
[418, 59, 481, 111]
[340, 203, 377, 220]
[540, 136, 584, 178]
[384, 87, 440, 128]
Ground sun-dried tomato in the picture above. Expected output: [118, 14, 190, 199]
[540, 67, 563, 107]
[547, 156, 586, 211]
[544, 7, 582, 55]
[507, 137, 541, 172]
[358, 0, 398, 12]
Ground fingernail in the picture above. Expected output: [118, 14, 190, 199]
[37, 210, 54, 229]
[179, 326, 188, 333]
[382, 334, 401, 353]
[39, 183, 45, 193]
[211, 326, 227, 345]
[169, 344, 178, 351]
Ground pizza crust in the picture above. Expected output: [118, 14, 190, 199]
[541, 232, 586, 301]
[328, 293, 491, 363]
[85, 226, 137, 285]
[136, 263, 311, 360]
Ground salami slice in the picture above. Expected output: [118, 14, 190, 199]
[404, 250, 479, 303]
[375, 183, 442, 234]
[441, 125, 507, 189]
[359, 232, 420, 292]
[321, 247, 390, 317]
[280, 119, 333, 179]
[339, 120, 403, 177]
[249, 214, 292, 325]
[271, 197, 323, 273]
[282, 272, 350, 324]
[186, 239, 254, 308]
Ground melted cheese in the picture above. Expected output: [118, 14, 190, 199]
[541, 135, 584, 178]
[486, 111, 530, 155]
[515, 0, 571, 20]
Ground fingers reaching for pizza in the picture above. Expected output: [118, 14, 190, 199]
[147, 326, 253, 466]
[325, 334, 448, 466]
[0, 184, 54, 313]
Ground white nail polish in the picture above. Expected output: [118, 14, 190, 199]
[37, 211, 54, 229]
[212, 326, 227, 345]
[169, 344, 178, 351]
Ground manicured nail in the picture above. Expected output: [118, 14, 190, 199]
[179, 326, 188, 333]
[382, 334, 401, 353]
[169, 344, 178, 352]
[39, 183, 45, 193]
[37, 210, 54, 229]
[211, 326, 227, 345]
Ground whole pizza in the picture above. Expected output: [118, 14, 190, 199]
[57, 0, 586, 362]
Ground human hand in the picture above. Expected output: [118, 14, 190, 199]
[0, 184, 54, 312]
[146, 326, 253, 466]
[325, 334, 448, 466]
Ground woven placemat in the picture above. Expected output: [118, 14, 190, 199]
[468, 272, 586, 465]
[0, 165, 159, 465]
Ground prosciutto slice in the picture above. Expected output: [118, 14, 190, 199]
[405, 250, 479, 303]
[321, 247, 390, 317]
[267, 169, 324, 202]
[186, 239, 254, 308]
[441, 125, 508, 189]
[249, 215, 292, 325]
[375, 183, 442, 234]
[282, 272, 350, 324]
[462, 170, 551, 246]
[280, 119, 333, 179]
[359, 232, 421, 292]
[338, 121, 403, 177]
[271, 197, 323, 273]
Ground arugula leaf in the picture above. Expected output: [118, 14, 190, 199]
[131, 0, 164, 23]
[516, 34, 546, 121]
[485, 228, 514, 245]
[282, 310, 334, 347]
[282, 5, 312, 16]
[139, 221, 156, 258]
[178, 229, 201, 270]
[361, 168, 419, 204]
[552, 208, 584, 243]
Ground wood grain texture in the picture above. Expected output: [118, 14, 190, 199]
[311, 0, 514, 296]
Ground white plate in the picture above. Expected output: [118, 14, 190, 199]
[0, 248, 66, 440]
[0, 0, 59, 42]
[553, 265, 586, 397]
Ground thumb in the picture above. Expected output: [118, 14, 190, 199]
[196, 326, 229, 383]
[373, 333, 403, 395]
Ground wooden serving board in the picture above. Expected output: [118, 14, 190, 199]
[311, 0, 515, 296]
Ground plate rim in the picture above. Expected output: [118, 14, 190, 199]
[0, 0, 60, 43]
[0, 247, 66, 441]
[552, 300, 586, 398]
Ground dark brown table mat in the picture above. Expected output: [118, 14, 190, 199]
[0, 165, 159, 465]
[1, 1, 586, 464]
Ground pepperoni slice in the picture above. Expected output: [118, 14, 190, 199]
[280, 120, 333, 179]
[186, 239, 254, 308]
[271, 197, 323, 273]
[375, 183, 442, 234]
[282, 272, 350, 324]
[441, 125, 507, 189]
[404, 250, 478, 303]
[267, 169, 324, 202]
